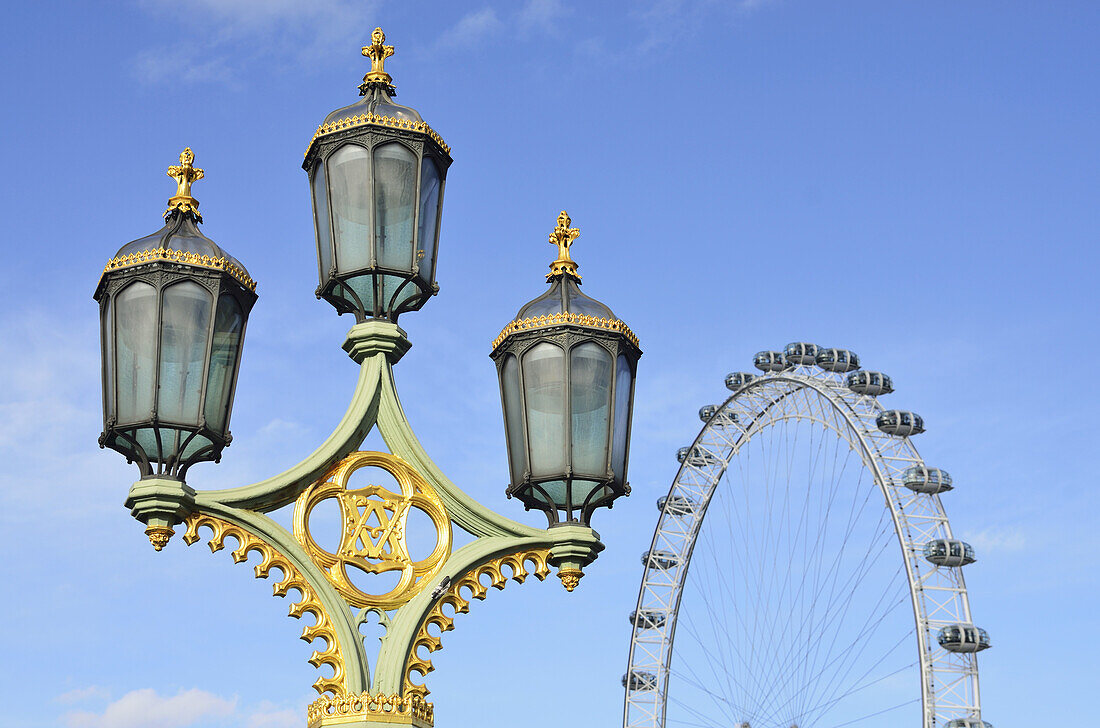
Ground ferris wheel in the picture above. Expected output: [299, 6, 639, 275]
[622, 343, 991, 728]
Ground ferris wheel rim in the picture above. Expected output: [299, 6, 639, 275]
[622, 363, 983, 728]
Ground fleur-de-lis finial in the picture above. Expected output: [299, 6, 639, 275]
[165, 147, 205, 222]
[360, 27, 396, 94]
[547, 211, 581, 281]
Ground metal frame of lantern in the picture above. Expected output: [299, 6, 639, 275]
[99, 30, 637, 728]
[303, 28, 452, 322]
[95, 148, 257, 482]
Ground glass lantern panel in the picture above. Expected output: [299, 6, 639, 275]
[522, 342, 566, 479]
[570, 342, 612, 477]
[611, 353, 633, 481]
[102, 296, 114, 419]
[204, 293, 244, 433]
[373, 143, 417, 272]
[311, 161, 333, 285]
[501, 355, 527, 484]
[534, 480, 567, 508]
[329, 144, 372, 272]
[159, 281, 212, 425]
[417, 157, 442, 284]
[115, 281, 158, 423]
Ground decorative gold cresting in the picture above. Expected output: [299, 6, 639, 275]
[404, 548, 551, 698]
[492, 312, 640, 351]
[102, 248, 257, 291]
[308, 692, 433, 728]
[182, 513, 347, 696]
[165, 147, 204, 221]
[361, 27, 395, 92]
[547, 210, 581, 280]
[294, 451, 452, 611]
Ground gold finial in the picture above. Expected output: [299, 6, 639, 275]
[145, 525, 174, 551]
[547, 210, 581, 280]
[360, 27, 395, 93]
[558, 567, 583, 592]
[165, 147, 204, 221]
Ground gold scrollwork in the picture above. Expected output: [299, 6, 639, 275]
[491, 311, 640, 351]
[403, 548, 551, 697]
[294, 451, 452, 611]
[182, 513, 346, 696]
[307, 691, 434, 728]
[305, 112, 451, 159]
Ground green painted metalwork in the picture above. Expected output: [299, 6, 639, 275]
[125, 319, 607, 709]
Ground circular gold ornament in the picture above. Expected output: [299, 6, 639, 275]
[294, 451, 452, 609]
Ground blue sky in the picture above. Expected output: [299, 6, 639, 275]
[0, 1, 1097, 726]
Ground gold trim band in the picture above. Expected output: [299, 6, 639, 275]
[306, 113, 451, 159]
[102, 248, 257, 292]
[492, 312, 639, 351]
[308, 692, 434, 728]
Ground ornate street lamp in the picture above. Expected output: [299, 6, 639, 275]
[491, 212, 642, 529]
[95, 148, 256, 547]
[304, 27, 452, 321]
[97, 30, 639, 728]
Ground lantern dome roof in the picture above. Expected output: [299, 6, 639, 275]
[304, 28, 450, 161]
[97, 148, 255, 296]
[491, 211, 639, 352]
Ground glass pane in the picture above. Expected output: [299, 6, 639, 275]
[159, 281, 212, 425]
[311, 161, 333, 285]
[611, 354, 633, 481]
[522, 343, 566, 479]
[115, 282, 158, 423]
[374, 143, 416, 272]
[204, 294, 244, 432]
[102, 297, 114, 419]
[417, 157, 441, 283]
[570, 343, 612, 476]
[501, 355, 527, 484]
[329, 144, 372, 272]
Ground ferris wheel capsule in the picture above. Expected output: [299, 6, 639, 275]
[902, 465, 953, 493]
[944, 719, 994, 728]
[784, 342, 820, 365]
[629, 609, 668, 629]
[642, 550, 680, 570]
[698, 405, 718, 422]
[877, 410, 925, 436]
[658, 494, 699, 515]
[937, 624, 991, 653]
[816, 348, 861, 372]
[923, 539, 976, 567]
[846, 370, 894, 395]
[622, 670, 657, 691]
[676, 446, 719, 465]
[754, 351, 787, 372]
[725, 372, 756, 392]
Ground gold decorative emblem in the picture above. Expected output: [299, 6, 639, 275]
[294, 451, 452, 610]
[165, 147, 204, 221]
[361, 27, 395, 90]
[308, 691, 433, 728]
[547, 210, 581, 280]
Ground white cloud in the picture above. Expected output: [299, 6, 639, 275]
[517, 0, 570, 34]
[133, 0, 380, 85]
[55, 687, 110, 704]
[436, 8, 503, 50]
[968, 525, 1027, 554]
[64, 688, 235, 728]
[245, 706, 300, 728]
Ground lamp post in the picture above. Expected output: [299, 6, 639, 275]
[96, 29, 640, 728]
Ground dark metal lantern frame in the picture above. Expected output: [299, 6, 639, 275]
[94, 212, 257, 479]
[304, 123, 452, 323]
[491, 322, 640, 526]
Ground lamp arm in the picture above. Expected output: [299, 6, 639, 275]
[375, 361, 543, 540]
[371, 527, 604, 696]
[182, 497, 372, 696]
[200, 354, 384, 512]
